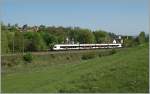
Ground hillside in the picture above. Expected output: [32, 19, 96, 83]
[1, 44, 149, 93]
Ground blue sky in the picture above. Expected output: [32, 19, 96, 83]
[2, 0, 149, 35]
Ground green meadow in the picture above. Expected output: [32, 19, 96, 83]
[1, 44, 149, 93]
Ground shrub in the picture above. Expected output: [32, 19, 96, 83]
[98, 51, 109, 57]
[51, 54, 55, 58]
[23, 52, 33, 63]
[81, 52, 96, 60]
[110, 49, 116, 55]
[98, 50, 116, 58]
[66, 56, 70, 60]
[7, 62, 13, 67]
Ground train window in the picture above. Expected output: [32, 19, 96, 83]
[60, 46, 66, 48]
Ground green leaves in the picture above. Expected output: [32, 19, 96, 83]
[138, 31, 146, 44]
[93, 30, 111, 43]
[23, 52, 33, 63]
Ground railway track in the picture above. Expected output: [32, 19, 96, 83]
[1, 48, 124, 57]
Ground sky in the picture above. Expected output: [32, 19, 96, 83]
[1, 0, 149, 35]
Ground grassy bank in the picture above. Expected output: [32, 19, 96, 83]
[1, 45, 149, 93]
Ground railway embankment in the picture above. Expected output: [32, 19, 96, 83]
[2, 49, 118, 68]
[2, 44, 149, 93]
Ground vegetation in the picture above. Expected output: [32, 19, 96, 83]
[1, 44, 149, 93]
[81, 52, 97, 60]
[23, 52, 33, 63]
[1, 23, 148, 54]
[1, 29, 9, 53]
[77, 29, 95, 43]
[1, 23, 149, 93]
[1, 23, 122, 54]
[138, 31, 146, 44]
[123, 36, 135, 47]
[93, 30, 112, 43]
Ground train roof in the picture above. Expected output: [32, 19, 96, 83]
[54, 43, 122, 46]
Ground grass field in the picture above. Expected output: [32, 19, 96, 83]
[1, 44, 149, 93]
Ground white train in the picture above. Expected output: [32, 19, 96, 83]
[53, 43, 122, 50]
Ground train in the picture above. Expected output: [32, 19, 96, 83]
[53, 43, 122, 50]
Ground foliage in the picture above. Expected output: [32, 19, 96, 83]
[98, 49, 116, 57]
[123, 36, 134, 47]
[23, 52, 33, 63]
[77, 29, 95, 43]
[14, 31, 24, 52]
[110, 49, 116, 54]
[93, 30, 112, 43]
[145, 34, 149, 42]
[81, 52, 97, 60]
[1, 23, 116, 53]
[24, 32, 47, 51]
[7, 32, 15, 52]
[1, 30, 9, 54]
[138, 31, 146, 44]
[68, 28, 79, 43]
[2, 23, 145, 54]
[42, 32, 58, 46]
[32, 33, 47, 51]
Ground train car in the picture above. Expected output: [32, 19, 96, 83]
[53, 43, 122, 50]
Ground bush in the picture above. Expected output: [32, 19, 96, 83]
[98, 50, 116, 57]
[98, 51, 109, 57]
[81, 52, 96, 60]
[23, 52, 33, 63]
[7, 62, 13, 67]
[110, 49, 116, 55]
[66, 56, 70, 60]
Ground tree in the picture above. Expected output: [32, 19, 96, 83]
[14, 31, 24, 52]
[38, 25, 47, 32]
[138, 31, 146, 44]
[145, 34, 149, 42]
[1, 30, 9, 54]
[77, 29, 95, 43]
[123, 36, 134, 47]
[133, 36, 139, 46]
[55, 35, 64, 44]
[1, 23, 8, 31]
[68, 28, 80, 43]
[41, 32, 58, 49]
[104, 34, 112, 43]
[93, 30, 109, 43]
[23, 32, 34, 51]
[24, 32, 46, 51]
[7, 32, 15, 53]
[9, 25, 18, 32]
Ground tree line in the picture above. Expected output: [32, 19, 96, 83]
[1, 23, 149, 54]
